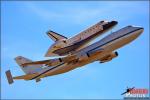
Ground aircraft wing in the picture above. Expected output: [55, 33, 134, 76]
[62, 48, 104, 62]
[21, 47, 104, 67]
[61, 55, 77, 62]
[87, 48, 104, 55]
[21, 55, 77, 67]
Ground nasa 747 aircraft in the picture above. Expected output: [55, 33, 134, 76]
[45, 20, 117, 57]
[6, 25, 143, 84]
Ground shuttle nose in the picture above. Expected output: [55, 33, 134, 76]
[111, 21, 118, 26]
[102, 20, 118, 30]
[139, 27, 144, 31]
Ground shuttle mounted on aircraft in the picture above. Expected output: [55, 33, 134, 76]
[45, 20, 118, 57]
[5, 25, 144, 84]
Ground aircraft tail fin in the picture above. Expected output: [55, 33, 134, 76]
[15, 56, 43, 74]
[5, 70, 14, 84]
[47, 30, 67, 42]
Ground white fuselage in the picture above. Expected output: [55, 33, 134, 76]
[32, 26, 143, 79]
[45, 20, 118, 56]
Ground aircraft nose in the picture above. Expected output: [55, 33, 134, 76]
[133, 27, 144, 37]
[137, 27, 144, 33]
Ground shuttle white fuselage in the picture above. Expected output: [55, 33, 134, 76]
[45, 20, 118, 57]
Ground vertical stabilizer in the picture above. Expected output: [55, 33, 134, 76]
[15, 56, 43, 74]
[6, 70, 14, 84]
[47, 30, 67, 42]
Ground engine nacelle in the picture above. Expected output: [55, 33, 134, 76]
[100, 51, 118, 63]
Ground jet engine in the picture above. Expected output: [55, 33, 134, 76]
[100, 51, 118, 63]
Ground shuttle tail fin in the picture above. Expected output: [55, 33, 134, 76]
[47, 30, 67, 42]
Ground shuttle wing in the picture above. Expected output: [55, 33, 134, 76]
[53, 42, 82, 55]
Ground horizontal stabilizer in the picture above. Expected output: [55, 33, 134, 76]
[47, 30, 67, 42]
[5, 69, 42, 84]
[13, 73, 38, 80]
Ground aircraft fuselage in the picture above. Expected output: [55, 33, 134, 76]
[31, 26, 143, 79]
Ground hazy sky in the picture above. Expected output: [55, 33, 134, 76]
[1, 1, 149, 99]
